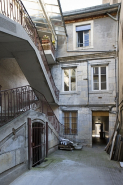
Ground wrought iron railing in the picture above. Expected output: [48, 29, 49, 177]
[0, 85, 63, 133]
[0, 0, 59, 100]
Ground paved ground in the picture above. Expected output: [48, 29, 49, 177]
[10, 144, 123, 185]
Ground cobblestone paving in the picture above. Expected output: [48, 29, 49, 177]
[10, 145, 123, 185]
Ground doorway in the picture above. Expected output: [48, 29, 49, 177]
[32, 122, 45, 167]
[92, 111, 109, 146]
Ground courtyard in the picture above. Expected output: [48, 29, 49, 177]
[10, 144, 123, 185]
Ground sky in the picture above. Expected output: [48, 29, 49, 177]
[60, 0, 102, 12]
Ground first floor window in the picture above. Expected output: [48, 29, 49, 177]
[92, 66, 107, 90]
[63, 68, 76, 91]
[63, 111, 77, 135]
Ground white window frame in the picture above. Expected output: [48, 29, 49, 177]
[91, 66, 108, 91]
[73, 20, 93, 50]
[62, 68, 77, 92]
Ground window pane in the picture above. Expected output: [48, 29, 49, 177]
[94, 83, 99, 90]
[101, 67, 106, 90]
[93, 67, 98, 75]
[101, 83, 106, 90]
[64, 112, 70, 134]
[71, 112, 77, 134]
[71, 69, 76, 91]
[101, 67, 106, 74]
[84, 30, 89, 47]
[64, 69, 69, 91]
[101, 76, 106, 83]
[93, 76, 99, 83]
[64, 111, 77, 135]
[93, 67, 99, 90]
[78, 31, 83, 47]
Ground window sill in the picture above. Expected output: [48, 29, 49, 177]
[73, 46, 94, 50]
[60, 91, 80, 95]
[89, 90, 112, 94]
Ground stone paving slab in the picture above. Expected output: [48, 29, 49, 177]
[10, 146, 123, 185]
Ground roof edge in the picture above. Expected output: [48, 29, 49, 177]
[63, 3, 121, 17]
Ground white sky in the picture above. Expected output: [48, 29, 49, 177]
[60, 0, 102, 12]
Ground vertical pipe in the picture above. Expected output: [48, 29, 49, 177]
[0, 85, 2, 123]
[87, 61, 89, 105]
[46, 122, 48, 157]
[28, 118, 32, 170]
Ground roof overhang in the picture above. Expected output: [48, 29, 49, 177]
[63, 3, 120, 21]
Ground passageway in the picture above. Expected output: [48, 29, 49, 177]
[92, 111, 109, 147]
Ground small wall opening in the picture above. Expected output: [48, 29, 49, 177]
[92, 111, 109, 146]
[32, 122, 45, 167]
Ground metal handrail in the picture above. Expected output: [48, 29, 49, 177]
[0, 0, 59, 100]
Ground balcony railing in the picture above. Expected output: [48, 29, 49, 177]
[0, 0, 59, 100]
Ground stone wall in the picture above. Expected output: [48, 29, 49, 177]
[51, 59, 116, 106]
[0, 110, 59, 185]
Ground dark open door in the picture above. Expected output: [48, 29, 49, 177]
[32, 122, 45, 167]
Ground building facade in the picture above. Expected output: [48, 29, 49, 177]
[51, 3, 119, 146]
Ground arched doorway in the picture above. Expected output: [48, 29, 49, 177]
[32, 122, 45, 167]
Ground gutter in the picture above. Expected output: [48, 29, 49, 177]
[63, 3, 121, 17]
[107, 4, 121, 115]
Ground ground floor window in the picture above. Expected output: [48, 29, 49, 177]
[63, 111, 77, 135]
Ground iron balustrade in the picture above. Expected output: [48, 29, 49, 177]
[0, 85, 63, 134]
[0, 85, 77, 137]
[0, 0, 59, 100]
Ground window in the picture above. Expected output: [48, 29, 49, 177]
[76, 25, 90, 47]
[63, 68, 76, 91]
[63, 111, 77, 135]
[73, 20, 93, 50]
[92, 66, 108, 91]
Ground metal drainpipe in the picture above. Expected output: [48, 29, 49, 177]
[87, 61, 89, 105]
[115, 5, 120, 114]
[106, 4, 121, 114]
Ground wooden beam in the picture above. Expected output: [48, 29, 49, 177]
[92, 111, 109, 116]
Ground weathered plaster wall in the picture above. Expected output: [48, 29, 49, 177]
[57, 17, 116, 58]
[0, 58, 29, 90]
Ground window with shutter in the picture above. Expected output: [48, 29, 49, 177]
[76, 24, 90, 47]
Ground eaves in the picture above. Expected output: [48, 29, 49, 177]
[63, 3, 121, 21]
